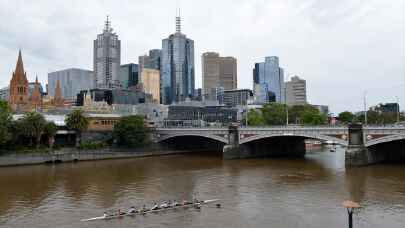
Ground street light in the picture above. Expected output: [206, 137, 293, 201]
[396, 96, 400, 123]
[363, 91, 367, 125]
[284, 79, 289, 126]
[342, 200, 361, 228]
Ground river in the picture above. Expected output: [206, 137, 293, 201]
[0, 147, 404, 228]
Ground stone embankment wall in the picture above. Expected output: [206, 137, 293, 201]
[0, 148, 193, 167]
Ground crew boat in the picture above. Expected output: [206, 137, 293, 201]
[81, 199, 220, 222]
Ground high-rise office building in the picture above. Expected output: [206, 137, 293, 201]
[285, 76, 307, 106]
[48, 68, 94, 100]
[139, 49, 161, 76]
[140, 68, 160, 104]
[119, 63, 139, 89]
[202, 52, 237, 99]
[93, 17, 121, 89]
[253, 56, 285, 103]
[161, 15, 195, 104]
[0, 86, 9, 101]
[223, 89, 253, 107]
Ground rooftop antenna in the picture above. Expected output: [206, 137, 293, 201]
[176, 8, 181, 33]
[104, 15, 111, 32]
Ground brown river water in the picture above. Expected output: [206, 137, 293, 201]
[0, 147, 404, 228]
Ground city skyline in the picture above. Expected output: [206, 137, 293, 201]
[0, 0, 404, 113]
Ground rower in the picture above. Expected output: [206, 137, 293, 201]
[160, 201, 168, 208]
[128, 206, 136, 214]
[103, 212, 108, 218]
[151, 203, 159, 210]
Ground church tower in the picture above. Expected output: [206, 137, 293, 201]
[30, 76, 42, 110]
[9, 50, 29, 110]
[53, 79, 64, 107]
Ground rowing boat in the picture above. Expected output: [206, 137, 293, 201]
[81, 199, 220, 222]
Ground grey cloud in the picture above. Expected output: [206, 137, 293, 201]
[0, 0, 404, 113]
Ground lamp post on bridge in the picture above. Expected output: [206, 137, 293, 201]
[396, 96, 400, 123]
[363, 91, 367, 126]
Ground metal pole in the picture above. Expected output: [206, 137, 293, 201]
[396, 96, 400, 123]
[363, 91, 367, 125]
[245, 108, 248, 127]
[285, 84, 288, 126]
[348, 209, 353, 228]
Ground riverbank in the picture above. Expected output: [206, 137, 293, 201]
[0, 148, 196, 167]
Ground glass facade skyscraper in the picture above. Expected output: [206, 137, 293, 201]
[119, 63, 139, 88]
[161, 15, 195, 104]
[253, 56, 285, 103]
[139, 49, 161, 75]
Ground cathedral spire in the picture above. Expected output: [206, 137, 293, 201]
[53, 79, 64, 107]
[30, 75, 42, 109]
[9, 49, 29, 109]
[14, 49, 27, 83]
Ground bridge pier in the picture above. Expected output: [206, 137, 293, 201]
[223, 125, 241, 159]
[345, 124, 377, 166]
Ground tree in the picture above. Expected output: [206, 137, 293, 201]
[261, 103, 287, 125]
[20, 112, 46, 149]
[44, 122, 58, 149]
[288, 104, 319, 125]
[113, 115, 149, 147]
[338, 111, 355, 124]
[0, 101, 12, 147]
[302, 112, 327, 125]
[65, 109, 89, 147]
[247, 109, 264, 126]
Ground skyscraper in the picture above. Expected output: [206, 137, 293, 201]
[139, 49, 161, 76]
[253, 56, 285, 103]
[202, 52, 237, 99]
[93, 17, 121, 89]
[161, 14, 195, 104]
[285, 76, 307, 106]
[119, 63, 139, 88]
[140, 68, 160, 104]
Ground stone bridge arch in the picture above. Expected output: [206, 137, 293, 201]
[365, 134, 405, 147]
[156, 132, 228, 144]
[240, 132, 348, 146]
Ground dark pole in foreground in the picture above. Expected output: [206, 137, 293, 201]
[343, 200, 360, 228]
[347, 208, 353, 228]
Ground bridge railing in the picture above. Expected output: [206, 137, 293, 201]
[156, 125, 349, 130]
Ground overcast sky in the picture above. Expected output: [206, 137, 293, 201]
[0, 0, 404, 113]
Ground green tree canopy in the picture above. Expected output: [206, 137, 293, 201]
[302, 111, 327, 125]
[20, 112, 47, 148]
[288, 104, 320, 124]
[44, 122, 58, 148]
[0, 101, 12, 147]
[261, 102, 287, 125]
[66, 109, 89, 147]
[247, 109, 264, 126]
[338, 111, 355, 124]
[113, 115, 149, 147]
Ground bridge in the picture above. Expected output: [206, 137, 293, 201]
[153, 125, 405, 166]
